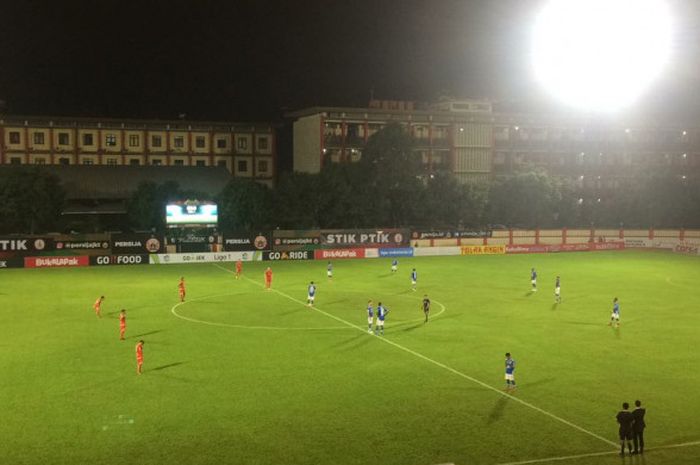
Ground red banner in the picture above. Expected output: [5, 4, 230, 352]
[314, 248, 366, 260]
[506, 242, 624, 254]
[24, 256, 90, 268]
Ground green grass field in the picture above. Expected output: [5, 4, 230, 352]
[2, 250, 700, 465]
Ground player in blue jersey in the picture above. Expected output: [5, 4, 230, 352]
[307, 281, 316, 307]
[366, 300, 374, 333]
[608, 297, 620, 327]
[375, 302, 389, 335]
[531, 268, 537, 292]
[327, 261, 333, 280]
[411, 268, 417, 291]
[505, 352, 516, 390]
[391, 259, 398, 273]
[554, 276, 561, 303]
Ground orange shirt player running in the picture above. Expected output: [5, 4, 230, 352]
[235, 259, 243, 279]
[119, 309, 126, 340]
[93, 296, 105, 318]
[178, 277, 186, 302]
[135, 340, 144, 375]
[264, 267, 273, 290]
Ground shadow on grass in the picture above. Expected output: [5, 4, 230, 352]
[129, 330, 164, 339]
[551, 303, 559, 311]
[487, 396, 509, 424]
[524, 291, 534, 297]
[398, 322, 425, 333]
[149, 361, 187, 372]
[519, 377, 555, 389]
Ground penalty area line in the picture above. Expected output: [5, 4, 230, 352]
[215, 264, 617, 449]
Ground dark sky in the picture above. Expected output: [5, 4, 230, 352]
[1, 0, 699, 121]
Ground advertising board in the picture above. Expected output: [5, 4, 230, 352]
[0, 237, 54, 255]
[90, 255, 149, 266]
[111, 234, 164, 254]
[263, 250, 314, 261]
[272, 230, 321, 251]
[223, 232, 271, 251]
[378, 247, 414, 257]
[150, 251, 262, 265]
[314, 249, 365, 260]
[24, 256, 89, 268]
[321, 229, 409, 248]
[460, 245, 506, 255]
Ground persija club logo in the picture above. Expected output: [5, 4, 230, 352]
[145, 238, 161, 253]
[254, 235, 268, 250]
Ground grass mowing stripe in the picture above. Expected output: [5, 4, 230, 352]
[212, 263, 618, 449]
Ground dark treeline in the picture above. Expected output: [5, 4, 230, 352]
[1, 124, 700, 234]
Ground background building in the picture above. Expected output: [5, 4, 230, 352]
[0, 115, 277, 187]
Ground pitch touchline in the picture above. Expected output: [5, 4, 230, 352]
[217, 265, 616, 448]
[494, 440, 700, 465]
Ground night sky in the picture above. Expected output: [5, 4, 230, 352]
[1, 0, 699, 122]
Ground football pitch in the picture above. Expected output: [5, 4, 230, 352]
[2, 250, 700, 465]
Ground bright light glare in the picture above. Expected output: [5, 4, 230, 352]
[532, 0, 672, 111]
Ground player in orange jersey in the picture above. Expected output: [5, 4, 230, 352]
[264, 267, 273, 290]
[135, 340, 144, 375]
[178, 277, 186, 302]
[93, 296, 105, 318]
[119, 309, 126, 340]
[235, 259, 243, 279]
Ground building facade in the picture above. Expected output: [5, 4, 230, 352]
[0, 116, 277, 186]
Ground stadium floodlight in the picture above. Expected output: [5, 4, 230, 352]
[532, 0, 672, 112]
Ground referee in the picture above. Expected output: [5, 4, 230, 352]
[422, 294, 431, 323]
[632, 400, 646, 455]
[616, 402, 634, 457]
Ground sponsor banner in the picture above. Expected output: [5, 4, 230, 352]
[321, 229, 409, 248]
[272, 230, 321, 251]
[150, 251, 262, 265]
[506, 242, 624, 254]
[413, 246, 461, 257]
[0, 237, 54, 254]
[263, 250, 314, 261]
[90, 255, 149, 266]
[461, 245, 506, 255]
[674, 243, 699, 255]
[24, 256, 89, 268]
[111, 234, 164, 254]
[378, 247, 414, 257]
[623, 238, 651, 248]
[314, 248, 365, 260]
[55, 239, 109, 251]
[0, 257, 25, 269]
[589, 242, 625, 251]
[411, 230, 492, 240]
[365, 248, 379, 258]
[223, 232, 271, 251]
[167, 233, 216, 245]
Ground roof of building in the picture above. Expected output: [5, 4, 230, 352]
[0, 165, 232, 200]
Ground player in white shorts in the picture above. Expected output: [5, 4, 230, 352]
[327, 261, 333, 280]
[554, 276, 561, 303]
[608, 297, 620, 327]
[531, 268, 537, 292]
[307, 281, 316, 306]
[391, 259, 398, 273]
[366, 300, 374, 333]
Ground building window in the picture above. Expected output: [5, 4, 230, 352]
[129, 159, 140, 166]
[106, 158, 118, 165]
[173, 159, 184, 166]
[33, 132, 45, 145]
[129, 134, 140, 147]
[237, 137, 248, 150]
[237, 160, 248, 172]
[10, 157, 21, 164]
[174, 136, 184, 148]
[105, 134, 117, 146]
[9, 131, 20, 144]
[258, 160, 269, 173]
[257, 137, 269, 151]
[83, 133, 94, 146]
[195, 160, 206, 167]
[217, 160, 227, 168]
[216, 138, 227, 149]
[34, 158, 46, 165]
[151, 135, 162, 148]
[195, 136, 206, 148]
[58, 132, 70, 145]
[59, 157, 70, 165]
[151, 159, 162, 166]
[82, 159, 94, 165]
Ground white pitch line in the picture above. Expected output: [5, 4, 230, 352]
[495, 440, 700, 465]
[213, 264, 617, 448]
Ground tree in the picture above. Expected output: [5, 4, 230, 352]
[0, 167, 65, 234]
[217, 178, 272, 231]
[126, 181, 182, 231]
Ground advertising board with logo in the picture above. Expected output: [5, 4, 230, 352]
[506, 242, 624, 254]
[460, 245, 506, 255]
[111, 234, 164, 254]
[411, 230, 492, 240]
[150, 251, 263, 265]
[0, 237, 54, 255]
[55, 239, 110, 251]
[0, 257, 25, 269]
[223, 232, 271, 251]
[378, 247, 414, 257]
[321, 229, 409, 248]
[90, 255, 149, 266]
[272, 230, 321, 251]
[24, 256, 89, 268]
[263, 250, 314, 261]
[314, 248, 365, 260]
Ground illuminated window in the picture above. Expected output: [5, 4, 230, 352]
[82, 159, 94, 165]
[105, 134, 117, 146]
[33, 132, 45, 145]
[34, 158, 46, 165]
[237, 137, 248, 150]
[129, 134, 140, 147]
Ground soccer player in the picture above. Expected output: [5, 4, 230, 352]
[119, 309, 126, 340]
[307, 281, 316, 306]
[327, 261, 333, 280]
[632, 400, 646, 455]
[554, 276, 561, 303]
[375, 302, 389, 335]
[93, 296, 104, 318]
[235, 259, 243, 279]
[391, 259, 398, 273]
[616, 402, 635, 456]
[505, 352, 516, 391]
[366, 300, 374, 333]
[264, 267, 273, 290]
[135, 340, 145, 375]
[411, 268, 417, 291]
[178, 277, 186, 302]
[608, 297, 620, 327]
[422, 294, 431, 323]
[531, 268, 537, 292]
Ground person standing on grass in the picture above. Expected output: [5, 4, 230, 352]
[554, 276, 561, 303]
[135, 340, 145, 375]
[411, 268, 417, 291]
[235, 259, 243, 280]
[307, 281, 316, 307]
[375, 303, 389, 335]
[327, 261, 333, 280]
[616, 402, 634, 456]
[422, 294, 431, 323]
[608, 297, 620, 327]
[93, 295, 104, 318]
[505, 353, 516, 391]
[391, 259, 398, 273]
[178, 277, 186, 302]
[531, 268, 537, 292]
[264, 267, 273, 290]
[632, 400, 646, 455]
[119, 309, 126, 340]
[366, 300, 374, 333]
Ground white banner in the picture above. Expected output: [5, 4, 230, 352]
[413, 246, 461, 257]
[150, 251, 262, 265]
[364, 248, 379, 258]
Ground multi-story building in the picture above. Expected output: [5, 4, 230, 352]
[290, 99, 700, 193]
[0, 115, 277, 186]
